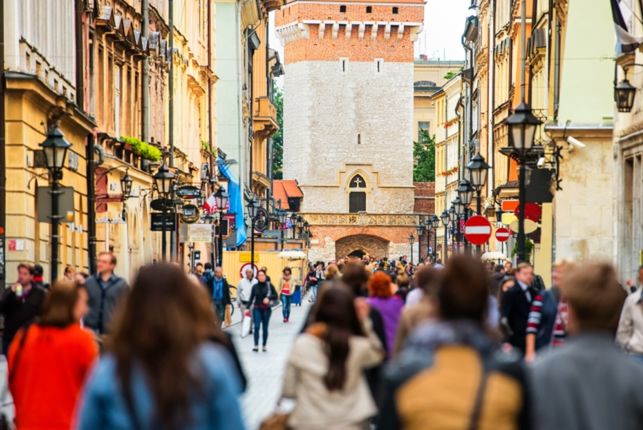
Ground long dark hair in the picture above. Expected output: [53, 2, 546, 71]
[312, 283, 364, 391]
[109, 263, 219, 430]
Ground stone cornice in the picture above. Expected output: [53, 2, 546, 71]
[303, 213, 420, 226]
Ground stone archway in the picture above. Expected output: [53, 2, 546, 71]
[335, 235, 390, 260]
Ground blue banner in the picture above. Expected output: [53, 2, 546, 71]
[216, 157, 247, 247]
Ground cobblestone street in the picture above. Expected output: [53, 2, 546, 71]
[228, 299, 310, 429]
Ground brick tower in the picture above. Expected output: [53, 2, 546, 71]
[276, 0, 425, 261]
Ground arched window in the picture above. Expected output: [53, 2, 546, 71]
[349, 175, 366, 213]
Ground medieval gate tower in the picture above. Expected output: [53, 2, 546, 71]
[276, 0, 424, 261]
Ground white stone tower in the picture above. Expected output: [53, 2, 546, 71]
[276, 0, 425, 261]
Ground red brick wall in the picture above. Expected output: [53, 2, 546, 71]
[414, 182, 435, 215]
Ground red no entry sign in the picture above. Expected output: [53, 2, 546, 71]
[495, 227, 512, 243]
[464, 215, 492, 245]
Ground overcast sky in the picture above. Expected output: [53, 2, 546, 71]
[269, 0, 471, 67]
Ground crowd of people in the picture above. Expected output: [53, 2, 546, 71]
[0, 250, 642, 429]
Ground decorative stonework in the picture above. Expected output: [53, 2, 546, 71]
[304, 213, 419, 227]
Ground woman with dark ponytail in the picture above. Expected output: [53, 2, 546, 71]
[281, 283, 385, 429]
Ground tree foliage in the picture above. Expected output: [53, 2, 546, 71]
[271, 86, 284, 179]
[413, 129, 435, 182]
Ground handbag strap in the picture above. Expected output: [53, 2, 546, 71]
[467, 363, 489, 430]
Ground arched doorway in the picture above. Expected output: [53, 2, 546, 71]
[336, 235, 389, 260]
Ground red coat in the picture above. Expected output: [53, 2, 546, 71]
[8, 324, 98, 430]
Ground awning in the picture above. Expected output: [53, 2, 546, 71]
[217, 157, 247, 247]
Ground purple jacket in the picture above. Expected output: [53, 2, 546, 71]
[368, 296, 404, 356]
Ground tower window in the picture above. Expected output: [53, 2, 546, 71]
[375, 59, 383, 73]
[357, 134, 361, 144]
[366, 6, 372, 13]
[349, 174, 367, 213]
[340, 5, 346, 12]
[340, 58, 348, 72]
[392, 7, 399, 14]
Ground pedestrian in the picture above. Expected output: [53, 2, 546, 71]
[203, 266, 231, 326]
[279, 267, 295, 323]
[617, 264, 643, 361]
[32, 264, 50, 290]
[194, 262, 204, 277]
[249, 270, 278, 352]
[9, 280, 98, 430]
[367, 271, 404, 357]
[237, 268, 257, 335]
[260, 266, 272, 284]
[84, 252, 128, 337]
[379, 255, 530, 430]
[393, 266, 440, 356]
[280, 284, 385, 429]
[75, 271, 89, 286]
[307, 261, 325, 302]
[64, 265, 75, 281]
[499, 262, 536, 354]
[532, 262, 643, 430]
[325, 264, 341, 281]
[0, 354, 13, 428]
[0, 263, 47, 354]
[394, 273, 410, 302]
[525, 260, 575, 361]
[340, 263, 387, 404]
[76, 263, 246, 430]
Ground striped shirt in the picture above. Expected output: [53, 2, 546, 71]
[527, 293, 568, 347]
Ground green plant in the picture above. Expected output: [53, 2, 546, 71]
[413, 129, 435, 182]
[511, 238, 535, 262]
[119, 136, 161, 162]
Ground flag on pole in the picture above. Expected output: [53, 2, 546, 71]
[611, 0, 643, 52]
[203, 193, 217, 215]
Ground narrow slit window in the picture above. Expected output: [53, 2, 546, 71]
[357, 134, 361, 144]
[375, 59, 383, 73]
[340, 58, 348, 72]
[366, 6, 372, 13]
[340, 5, 346, 12]
[392, 7, 399, 14]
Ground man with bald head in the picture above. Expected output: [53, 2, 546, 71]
[238, 268, 257, 335]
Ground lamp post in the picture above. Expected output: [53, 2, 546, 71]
[431, 215, 440, 262]
[120, 170, 133, 200]
[296, 216, 304, 239]
[248, 198, 260, 271]
[41, 126, 71, 282]
[449, 204, 459, 253]
[416, 223, 425, 262]
[408, 234, 415, 264]
[466, 153, 490, 215]
[454, 197, 465, 253]
[457, 179, 474, 251]
[440, 210, 450, 261]
[278, 209, 287, 250]
[506, 102, 541, 262]
[424, 218, 432, 261]
[214, 187, 229, 266]
[153, 163, 176, 261]
[615, 78, 637, 112]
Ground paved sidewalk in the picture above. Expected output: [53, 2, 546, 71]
[227, 299, 311, 430]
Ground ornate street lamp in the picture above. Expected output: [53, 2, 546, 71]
[615, 79, 637, 113]
[153, 163, 176, 261]
[441, 210, 450, 261]
[457, 179, 474, 207]
[466, 153, 490, 215]
[277, 209, 288, 250]
[296, 215, 304, 238]
[214, 187, 229, 266]
[416, 223, 425, 261]
[120, 169, 133, 200]
[507, 101, 542, 262]
[41, 125, 71, 282]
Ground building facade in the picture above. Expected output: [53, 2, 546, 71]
[277, 0, 424, 261]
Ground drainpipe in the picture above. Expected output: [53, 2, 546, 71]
[87, 134, 97, 274]
[141, 0, 150, 141]
[554, 18, 561, 121]
[488, 0, 495, 201]
[75, 0, 85, 110]
[207, 0, 215, 265]
[168, 0, 176, 260]
[0, 1, 6, 287]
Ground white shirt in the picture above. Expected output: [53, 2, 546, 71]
[517, 280, 532, 303]
[238, 278, 257, 303]
[405, 288, 424, 307]
[617, 289, 643, 354]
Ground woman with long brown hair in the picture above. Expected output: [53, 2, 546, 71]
[9, 280, 97, 430]
[76, 263, 245, 430]
[281, 283, 385, 429]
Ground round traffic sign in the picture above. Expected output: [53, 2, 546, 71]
[514, 203, 542, 222]
[495, 227, 512, 243]
[239, 262, 258, 279]
[464, 215, 492, 245]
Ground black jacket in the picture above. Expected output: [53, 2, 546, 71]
[500, 283, 536, 352]
[248, 281, 278, 308]
[0, 285, 46, 345]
